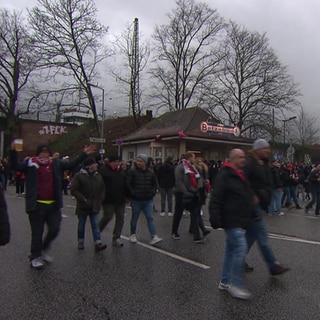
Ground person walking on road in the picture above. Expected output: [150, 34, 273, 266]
[244, 139, 290, 276]
[98, 155, 126, 247]
[157, 156, 175, 217]
[71, 158, 107, 252]
[10, 143, 97, 269]
[171, 152, 203, 243]
[209, 149, 254, 300]
[305, 163, 320, 215]
[126, 154, 163, 245]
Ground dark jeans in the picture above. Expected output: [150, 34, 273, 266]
[62, 179, 69, 195]
[160, 187, 173, 212]
[306, 188, 320, 214]
[15, 179, 25, 194]
[99, 203, 125, 240]
[172, 192, 201, 239]
[28, 203, 62, 259]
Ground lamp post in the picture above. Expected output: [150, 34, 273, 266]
[88, 83, 105, 159]
[282, 116, 297, 144]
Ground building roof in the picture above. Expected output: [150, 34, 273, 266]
[118, 107, 252, 145]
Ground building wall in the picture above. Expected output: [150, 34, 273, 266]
[11, 120, 78, 158]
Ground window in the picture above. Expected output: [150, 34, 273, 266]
[153, 147, 162, 160]
[127, 151, 134, 160]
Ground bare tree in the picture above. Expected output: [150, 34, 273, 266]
[0, 9, 41, 153]
[28, 0, 110, 134]
[109, 18, 150, 126]
[150, 0, 225, 112]
[207, 22, 300, 135]
[292, 107, 320, 145]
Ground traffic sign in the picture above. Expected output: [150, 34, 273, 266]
[90, 137, 106, 143]
[99, 149, 105, 154]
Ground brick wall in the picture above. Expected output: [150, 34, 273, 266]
[13, 119, 78, 158]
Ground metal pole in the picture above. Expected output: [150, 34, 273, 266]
[101, 88, 105, 161]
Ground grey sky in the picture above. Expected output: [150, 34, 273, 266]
[1, 0, 319, 114]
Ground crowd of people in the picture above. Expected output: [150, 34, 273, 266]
[2, 138, 320, 301]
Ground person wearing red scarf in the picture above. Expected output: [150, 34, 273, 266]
[10, 143, 97, 269]
[209, 149, 253, 300]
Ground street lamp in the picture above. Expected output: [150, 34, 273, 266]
[88, 83, 105, 159]
[282, 116, 297, 144]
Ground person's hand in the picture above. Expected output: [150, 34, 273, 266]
[253, 194, 260, 204]
[83, 144, 97, 155]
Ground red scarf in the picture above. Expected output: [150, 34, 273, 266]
[222, 162, 247, 184]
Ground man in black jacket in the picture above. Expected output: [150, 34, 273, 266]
[244, 139, 289, 276]
[126, 154, 163, 245]
[269, 160, 284, 215]
[99, 155, 126, 247]
[157, 156, 175, 217]
[209, 149, 253, 300]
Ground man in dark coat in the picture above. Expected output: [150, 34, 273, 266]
[71, 158, 106, 252]
[157, 156, 175, 217]
[209, 149, 253, 300]
[244, 139, 289, 276]
[98, 155, 126, 247]
[10, 143, 96, 269]
[126, 154, 162, 245]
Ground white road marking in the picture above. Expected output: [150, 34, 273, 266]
[121, 236, 211, 270]
[269, 233, 320, 245]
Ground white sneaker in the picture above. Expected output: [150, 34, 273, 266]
[278, 211, 285, 216]
[218, 281, 230, 291]
[150, 235, 163, 245]
[160, 212, 166, 217]
[30, 257, 44, 269]
[200, 210, 203, 216]
[168, 212, 174, 217]
[228, 286, 252, 300]
[41, 251, 53, 263]
[129, 234, 137, 243]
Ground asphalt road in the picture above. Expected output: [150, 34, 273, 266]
[1, 186, 320, 320]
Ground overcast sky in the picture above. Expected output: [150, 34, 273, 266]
[1, 0, 319, 116]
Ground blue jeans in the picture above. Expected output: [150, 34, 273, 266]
[77, 213, 101, 242]
[306, 188, 320, 214]
[246, 205, 277, 271]
[221, 228, 247, 288]
[130, 200, 156, 237]
[268, 189, 282, 213]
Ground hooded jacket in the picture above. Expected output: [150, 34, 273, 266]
[70, 168, 105, 215]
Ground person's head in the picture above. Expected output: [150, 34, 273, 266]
[229, 148, 246, 169]
[184, 151, 195, 164]
[252, 139, 270, 160]
[53, 152, 60, 159]
[165, 156, 173, 163]
[83, 158, 98, 172]
[315, 163, 320, 171]
[108, 154, 121, 169]
[136, 154, 149, 170]
[36, 145, 52, 159]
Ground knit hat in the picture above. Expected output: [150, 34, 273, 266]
[36, 144, 52, 156]
[83, 158, 96, 167]
[137, 154, 148, 164]
[109, 154, 121, 162]
[253, 139, 270, 150]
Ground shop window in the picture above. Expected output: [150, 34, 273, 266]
[153, 147, 162, 160]
[127, 151, 134, 160]
[165, 148, 175, 159]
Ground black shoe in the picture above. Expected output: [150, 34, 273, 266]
[171, 233, 180, 240]
[203, 229, 211, 237]
[270, 264, 290, 276]
[194, 237, 205, 244]
[245, 262, 254, 273]
[95, 243, 107, 252]
[296, 206, 302, 209]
